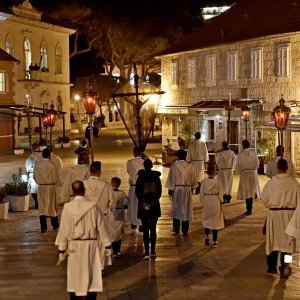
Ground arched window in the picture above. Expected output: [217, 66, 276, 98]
[24, 39, 32, 79]
[40, 43, 48, 70]
[55, 45, 62, 74]
[5, 35, 14, 55]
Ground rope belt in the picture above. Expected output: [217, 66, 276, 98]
[175, 185, 191, 187]
[130, 184, 136, 186]
[72, 238, 97, 241]
[219, 168, 233, 170]
[269, 207, 296, 211]
[241, 169, 256, 171]
[39, 183, 55, 185]
[191, 160, 203, 161]
[204, 193, 219, 195]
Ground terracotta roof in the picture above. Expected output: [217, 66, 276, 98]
[0, 48, 19, 63]
[160, 0, 300, 56]
[190, 99, 259, 109]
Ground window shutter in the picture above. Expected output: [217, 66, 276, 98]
[278, 47, 283, 77]
[282, 47, 288, 77]
[187, 58, 196, 87]
[171, 61, 178, 86]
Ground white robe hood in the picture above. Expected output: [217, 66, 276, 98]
[270, 174, 295, 198]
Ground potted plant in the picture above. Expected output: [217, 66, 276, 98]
[14, 148, 25, 155]
[55, 136, 63, 149]
[62, 136, 71, 149]
[0, 187, 9, 220]
[4, 168, 29, 212]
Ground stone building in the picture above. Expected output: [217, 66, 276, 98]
[0, 48, 19, 150]
[156, 0, 300, 168]
[0, 0, 75, 139]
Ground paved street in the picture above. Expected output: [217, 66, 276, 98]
[0, 129, 300, 300]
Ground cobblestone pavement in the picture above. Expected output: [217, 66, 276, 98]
[0, 129, 300, 300]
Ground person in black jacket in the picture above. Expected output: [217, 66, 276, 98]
[135, 159, 162, 260]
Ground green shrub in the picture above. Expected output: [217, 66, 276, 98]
[4, 168, 28, 196]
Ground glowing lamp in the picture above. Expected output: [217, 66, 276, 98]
[83, 91, 97, 115]
[241, 105, 251, 122]
[42, 113, 49, 128]
[47, 103, 57, 127]
[273, 97, 291, 130]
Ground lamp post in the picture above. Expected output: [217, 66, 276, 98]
[82, 85, 97, 162]
[241, 103, 251, 140]
[273, 96, 291, 157]
[225, 93, 235, 144]
[23, 94, 34, 151]
[74, 94, 82, 133]
[46, 103, 57, 160]
[42, 110, 49, 148]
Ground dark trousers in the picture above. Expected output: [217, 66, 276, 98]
[204, 228, 218, 242]
[267, 251, 287, 273]
[32, 193, 38, 208]
[173, 218, 189, 234]
[39, 215, 59, 232]
[246, 198, 253, 213]
[112, 239, 121, 254]
[70, 292, 97, 300]
[140, 213, 158, 254]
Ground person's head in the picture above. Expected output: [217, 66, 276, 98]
[207, 165, 216, 178]
[177, 149, 186, 160]
[111, 177, 121, 189]
[32, 143, 40, 152]
[133, 146, 142, 157]
[42, 148, 50, 159]
[222, 141, 229, 150]
[195, 132, 201, 140]
[72, 180, 85, 196]
[78, 151, 90, 165]
[144, 159, 153, 170]
[81, 140, 87, 148]
[90, 161, 101, 176]
[277, 158, 288, 174]
[242, 139, 250, 149]
[276, 145, 284, 156]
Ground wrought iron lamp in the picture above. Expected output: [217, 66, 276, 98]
[46, 103, 57, 159]
[241, 103, 251, 140]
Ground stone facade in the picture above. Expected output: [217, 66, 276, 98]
[0, 0, 75, 138]
[159, 31, 300, 165]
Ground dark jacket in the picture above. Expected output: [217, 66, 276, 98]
[135, 169, 162, 218]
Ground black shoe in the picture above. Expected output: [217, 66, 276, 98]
[143, 253, 150, 260]
[53, 224, 59, 230]
[280, 265, 291, 278]
[244, 211, 251, 215]
[226, 195, 232, 203]
[266, 269, 277, 275]
[41, 229, 47, 233]
[182, 232, 188, 236]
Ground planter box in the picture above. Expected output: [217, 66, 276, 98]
[146, 143, 161, 150]
[14, 149, 24, 155]
[7, 195, 29, 212]
[0, 202, 9, 219]
[62, 142, 71, 149]
[54, 143, 62, 149]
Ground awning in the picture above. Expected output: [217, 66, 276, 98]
[0, 104, 66, 116]
[157, 105, 190, 114]
[189, 99, 260, 110]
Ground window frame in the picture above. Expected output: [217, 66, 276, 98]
[206, 54, 216, 86]
[227, 51, 238, 82]
[55, 45, 62, 74]
[24, 39, 32, 79]
[277, 43, 290, 78]
[0, 72, 6, 93]
[251, 48, 262, 80]
[5, 35, 14, 56]
[186, 57, 196, 88]
[40, 42, 48, 69]
[171, 59, 179, 88]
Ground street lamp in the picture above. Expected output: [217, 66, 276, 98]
[241, 103, 251, 140]
[42, 110, 49, 147]
[82, 85, 97, 162]
[225, 93, 235, 144]
[46, 103, 57, 159]
[273, 96, 291, 157]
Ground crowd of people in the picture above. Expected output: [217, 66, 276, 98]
[23, 133, 300, 299]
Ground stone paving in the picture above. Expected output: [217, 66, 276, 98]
[0, 129, 300, 300]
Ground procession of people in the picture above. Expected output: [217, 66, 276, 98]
[19, 131, 300, 299]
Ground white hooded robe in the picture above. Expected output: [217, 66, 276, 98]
[266, 156, 296, 178]
[25, 151, 42, 194]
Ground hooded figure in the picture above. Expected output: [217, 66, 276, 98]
[55, 181, 111, 298]
[261, 159, 300, 277]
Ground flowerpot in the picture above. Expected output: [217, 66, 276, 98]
[62, 142, 71, 149]
[14, 149, 24, 155]
[0, 201, 9, 219]
[7, 195, 29, 212]
[54, 143, 62, 149]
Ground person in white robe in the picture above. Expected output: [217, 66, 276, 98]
[60, 151, 90, 203]
[110, 177, 129, 257]
[200, 165, 224, 247]
[261, 158, 300, 277]
[55, 180, 111, 300]
[33, 148, 59, 233]
[186, 131, 209, 194]
[216, 141, 236, 203]
[235, 140, 259, 215]
[127, 147, 144, 232]
[266, 145, 296, 178]
[166, 149, 197, 235]
[83, 161, 113, 269]
[25, 143, 42, 208]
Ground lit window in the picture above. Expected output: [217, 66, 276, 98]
[0, 72, 6, 92]
[277, 44, 290, 78]
[227, 52, 237, 81]
[171, 60, 178, 87]
[41, 45, 48, 69]
[206, 54, 216, 85]
[251, 48, 262, 80]
[24, 39, 31, 79]
[55, 45, 62, 74]
[5, 36, 13, 55]
[187, 58, 196, 88]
